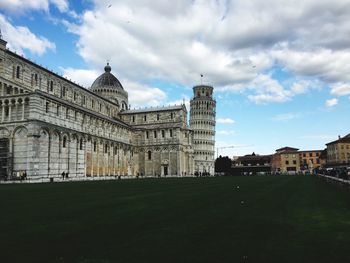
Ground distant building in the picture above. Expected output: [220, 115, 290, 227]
[272, 147, 300, 174]
[326, 134, 350, 166]
[298, 150, 325, 172]
[232, 152, 272, 175]
[272, 147, 326, 174]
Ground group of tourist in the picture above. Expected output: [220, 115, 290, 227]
[61, 172, 69, 180]
[194, 171, 211, 177]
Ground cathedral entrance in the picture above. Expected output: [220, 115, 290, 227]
[161, 159, 169, 176]
[0, 138, 10, 179]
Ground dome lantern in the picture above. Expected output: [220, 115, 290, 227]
[90, 63, 128, 110]
[91, 63, 124, 91]
[104, 63, 111, 73]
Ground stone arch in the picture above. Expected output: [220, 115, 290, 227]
[61, 132, 69, 173]
[50, 131, 60, 176]
[0, 127, 10, 138]
[121, 101, 127, 110]
[38, 129, 50, 176]
[13, 126, 28, 174]
[69, 133, 79, 176]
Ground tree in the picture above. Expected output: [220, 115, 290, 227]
[215, 156, 232, 175]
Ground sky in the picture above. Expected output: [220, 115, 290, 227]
[0, 0, 349, 157]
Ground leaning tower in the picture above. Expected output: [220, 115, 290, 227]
[190, 85, 216, 175]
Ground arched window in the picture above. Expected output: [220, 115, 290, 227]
[122, 102, 128, 110]
[79, 138, 83, 150]
[157, 114, 160, 121]
[148, 151, 152, 160]
[63, 137, 67, 148]
[93, 141, 97, 152]
[16, 66, 20, 78]
[4, 106, 9, 117]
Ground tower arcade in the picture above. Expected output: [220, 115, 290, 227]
[189, 85, 216, 175]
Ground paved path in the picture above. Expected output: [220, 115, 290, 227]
[0, 174, 197, 184]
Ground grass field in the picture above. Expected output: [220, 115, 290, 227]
[1, 176, 350, 263]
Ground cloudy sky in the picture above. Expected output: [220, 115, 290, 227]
[0, 0, 349, 156]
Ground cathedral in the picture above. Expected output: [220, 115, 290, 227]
[0, 37, 216, 180]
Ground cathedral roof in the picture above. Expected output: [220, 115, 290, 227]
[121, 105, 185, 114]
[91, 63, 124, 91]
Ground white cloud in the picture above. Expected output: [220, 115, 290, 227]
[272, 113, 299, 122]
[6, 0, 350, 105]
[330, 83, 350, 96]
[290, 81, 315, 95]
[217, 130, 235, 135]
[125, 80, 167, 108]
[62, 66, 167, 107]
[0, 15, 55, 55]
[246, 75, 319, 104]
[325, 98, 338, 107]
[63, 1, 274, 91]
[247, 74, 292, 103]
[217, 118, 235, 124]
[50, 0, 68, 12]
[273, 48, 350, 83]
[0, 0, 70, 13]
[167, 96, 190, 112]
[0, 0, 49, 13]
[62, 68, 99, 88]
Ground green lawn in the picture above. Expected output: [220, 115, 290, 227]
[1, 176, 350, 263]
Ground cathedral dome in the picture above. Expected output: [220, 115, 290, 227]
[91, 63, 124, 91]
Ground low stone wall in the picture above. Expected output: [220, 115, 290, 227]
[317, 173, 350, 187]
